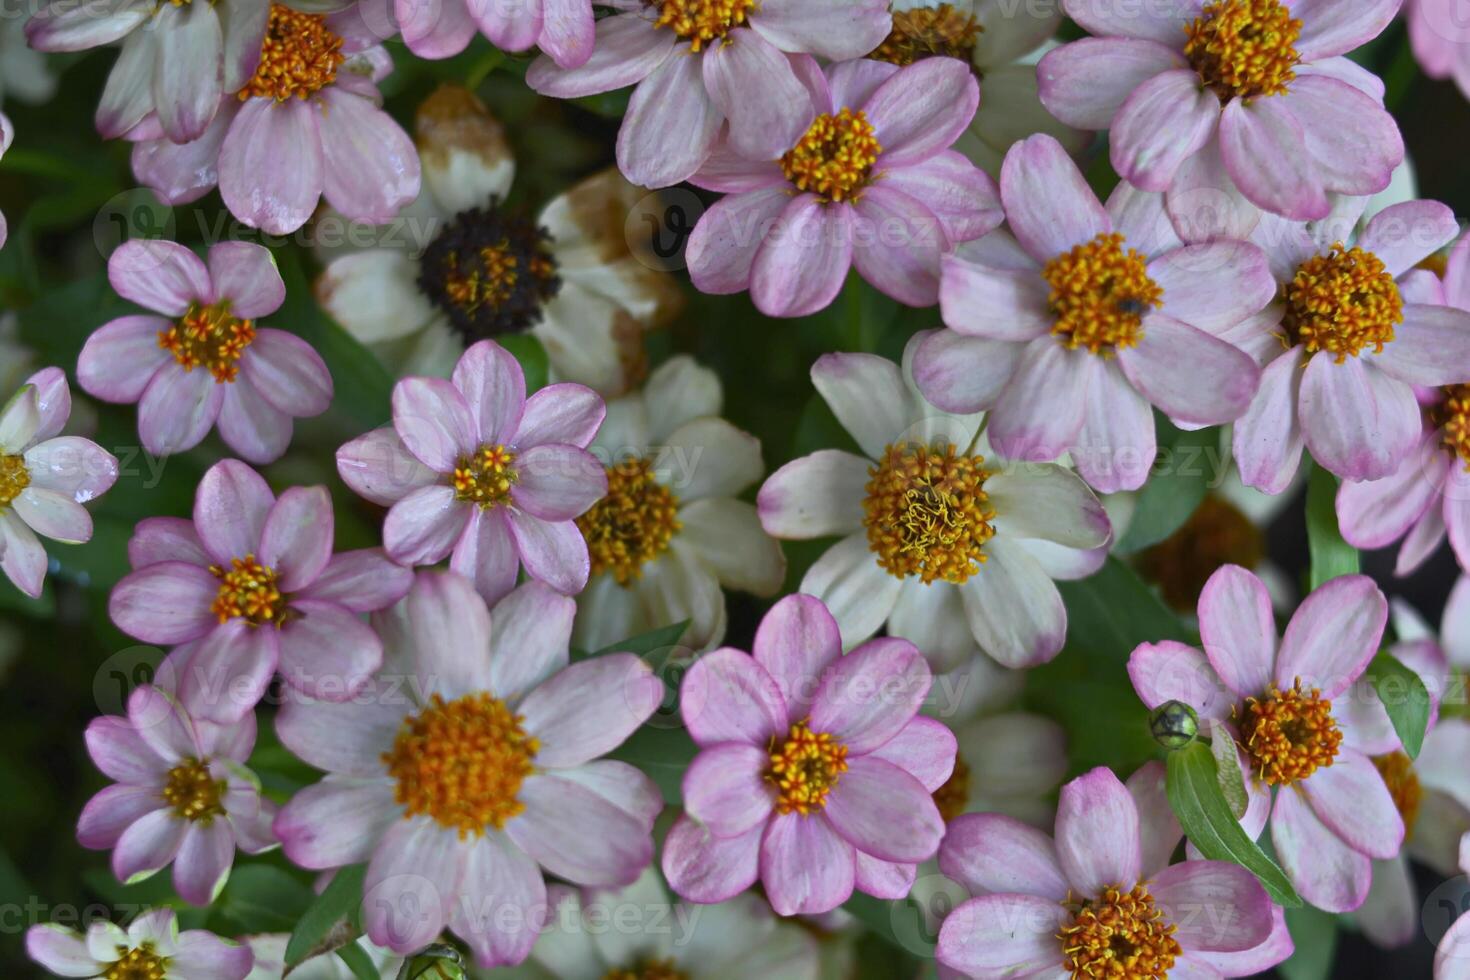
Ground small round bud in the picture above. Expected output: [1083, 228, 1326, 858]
[1150, 700, 1200, 750]
[398, 944, 466, 980]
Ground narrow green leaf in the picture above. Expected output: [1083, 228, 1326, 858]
[1056, 558, 1191, 662]
[285, 864, 366, 965]
[1305, 463, 1359, 590]
[841, 891, 935, 958]
[607, 726, 697, 804]
[591, 620, 691, 661]
[497, 333, 549, 393]
[1209, 733, 1249, 820]
[1280, 905, 1338, 980]
[219, 865, 313, 933]
[1366, 650, 1431, 758]
[335, 942, 382, 980]
[1166, 742, 1301, 907]
[1113, 420, 1216, 555]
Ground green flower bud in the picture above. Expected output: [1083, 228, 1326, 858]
[1150, 700, 1200, 750]
[397, 945, 466, 980]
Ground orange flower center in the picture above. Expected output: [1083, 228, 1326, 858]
[576, 457, 681, 586]
[453, 444, 518, 509]
[210, 555, 287, 626]
[158, 301, 255, 383]
[1185, 0, 1302, 101]
[0, 453, 29, 508]
[650, 0, 757, 51]
[766, 720, 849, 816]
[863, 443, 995, 585]
[1137, 496, 1266, 613]
[602, 960, 690, 980]
[239, 4, 345, 102]
[1373, 751, 1423, 840]
[780, 109, 883, 204]
[1433, 384, 1470, 470]
[1058, 884, 1181, 979]
[382, 692, 539, 838]
[871, 4, 983, 66]
[162, 757, 226, 823]
[1281, 244, 1403, 360]
[932, 754, 971, 823]
[1042, 233, 1163, 356]
[1237, 680, 1342, 786]
[103, 943, 169, 980]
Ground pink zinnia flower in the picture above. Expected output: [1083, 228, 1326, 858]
[397, 0, 596, 67]
[337, 339, 607, 604]
[78, 685, 275, 906]
[0, 368, 119, 598]
[272, 571, 664, 966]
[685, 57, 1001, 318]
[526, 0, 893, 189]
[911, 134, 1268, 493]
[1233, 204, 1470, 491]
[936, 765, 1286, 977]
[661, 594, 954, 915]
[128, 4, 419, 236]
[1129, 565, 1402, 912]
[109, 459, 413, 724]
[79, 240, 333, 463]
[1408, 0, 1470, 100]
[1039, 0, 1404, 235]
[27, 908, 252, 979]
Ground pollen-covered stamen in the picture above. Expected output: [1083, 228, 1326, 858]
[238, 4, 344, 102]
[932, 754, 971, 823]
[1137, 496, 1265, 612]
[767, 720, 849, 816]
[649, 0, 757, 51]
[1281, 244, 1403, 361]
[0, 454, 29, 508]
[1185, 0, 1302, 101]
[161, 758, 226, 823]
[871, 4, 983, 66]
[418, 202, 561, 341]
[1373, 751, 1423, 840]
[104, 943, 169, 980]
[602, 960, 691, 980]
[383, 692, 539, 838]
[158, 301, 255, 383]
[1236, 680, 1343, 786]
[780, 109, 882, 204]
[863, 442, 995, 585]
[1058, 884, 1181, 979]
[576, 457, 681, 586]
[1433, 384, 1470, 470]
[1043, 233, 1163, 355]
[453, 444, 518, 509]
[210, 555, 287, 626]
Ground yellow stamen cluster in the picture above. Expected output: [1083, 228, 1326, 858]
[576, 457, 681, 585]
[871, 4, 983, 66]
[1185, 0, 1302, 101]
[238, 3, 344, 102]
[453, 444, 518, 508]
[1137, 496, 1265, 612]
[1043, 233, 1163, 355]
[104, 943, 168, 980]
[1058, 884, 1181, 979]
[602, 960, 690, 980]
[650, 0, 757, 51]
[780, 109, 882, 204]
[766, 720, 849, 816]
[0, 454, 29, 508]
[1373, 752, 1423, 840]
[1236, 680, 1342, 786]
[1433, 384, 1470, 471]
[158, 301, 255, 383]
[443, 242, 535, 316]
[932, 754, 971, 823]
[210, 555, 286, 626]
[383, 692, 539, 838]
[162, 758, 226, 823]
[1281, 244, 1403, 361]
[863, 442, 995, 585]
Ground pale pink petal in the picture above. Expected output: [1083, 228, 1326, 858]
[1359, 200, 1461, 278]
[957, 537, 1068, 668]
[1072, 358, 1155, 493]
[509, 444, 605, 521]
[661, 815, 762, 904]
[1299, 356, 1421, 482]
[1275, 574, 1387, 697]
[1337, 433, 1447, 549]
[850, 186, 945, 307]
[178, 622, 279, 724]
[687, 186, 792, 295]
[1233, 346, 1307, 494]
[680, 647, 788, 748]
[1064, 0, 1202, 42]
[881, 151, 1003, 245]
[616, 50, 719, 189]
[194, 458, 273, 563]
[241, 329, 333, 418]
[1149, 860, 1275, 952]
[999, 133, 1110, 262]
[538, 0, 595, 68]
[938, 811, 1069, 899]
[1291, 0, 1399, 60]
[26, 924, 105, 976]
[452, 339, 526, 447]
[449, 506, 520, 605]
[752, 592, 844, 718]
[275, 688, 404, 777]
[1037, 37, 1187, 130]
[1119, 313, 1260, 425]
[447, 834, 546, 968]
[78, 785, 167, 850]
[393, 376, 477, 472]
[1299, 749, 1404, 860]
[218, 98, 324, 236]
[748, 0, 891, 59]
[112, 808, 187, 885]
[1054, 767, 1140, 896]
[276, 600, 382, 702]
[258, 486, 332, 591]
[799, 531, 903, 649]
[1218, 97, 1329, 221]
[361, 817, 462, 953]
[469, 0, 543, 51]
[760, 812, 855, 915]
[137, 365, 224, 457]
[108, 562, 219, 644]
[1283, 75, 1403, 198]
[108, 240, 213, 316]
[1110, 69, 1219, 192]
[85, 714, 165, 784]
[866, 715, 956, 792]
[911, 329, 1023, 414]
[682, 742, 775, 837]
[1374, 305, 1470, 387]
[986, 340, 1090, 461]
[152, 1, 223, 143]
[702, 29, 811, 161]
[1148, 241, 1276, 333]
[1198, 565, 1277, 698]
[513, 382, 604, 449]
[936, 893, 1067, 977]
[1270, 787, 1371, 913]
[273, 776, 398, 870]
[518, 654, 661, 767]
[217, 377, 292, 464]
[938, 255, 1052, 341]
[0, 511, 46, 598]
[397, 0, 475, 58]
[486, 581, 573, 703]
[337, 427, 438, 507]
[756, 450, 869, 540]
[1127, 640, 1233, 724]
[13, 488, 91, 543]
[750, 196, 853, 319]
[173, 820, 234, 905]
[396, 570, 494, 701]
[809, 637, 929, 754]
[823, 755, 943, 863]
[505, 510, 589, 595]
[77, 315, 172, 403]
[508, 772, 653, 886]
[863, 57, 977, 168]
[525, 14, 674, 100]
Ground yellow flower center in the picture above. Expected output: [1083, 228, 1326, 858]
[382, 692, 539, 838]
[1058, 884, 1181, 980]
[0, 453, 29, 508]
[210, 555, 287, 626]
[158, 301, 255, 384]
[932, 754, 970, 823]
[650, 0, 757, 51]
[576, 457, 681, 586]
[162, 758, 226, 823]
[453, 444, 518, 509]
[1043, 233, 1163, 355]
[239, 4, 345, 102]
[1433, 384, 1470, 471]
[871, 4, 983, 65]
[767, 720, 849, 816]
[780, 109, 883, 204]
[1281, 244, 1403, 361]
[1137, 496, 1265, 613]
[1373, 751, 1422, 841]
[1236, 680, 1342, 786]
[602, 960, 690, 980]
[104, 943, 169, 980]
[1184, 0, 1302, 101]
[863, 442, 996, 585]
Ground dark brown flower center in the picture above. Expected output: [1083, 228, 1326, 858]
[418, 202, 561, 341]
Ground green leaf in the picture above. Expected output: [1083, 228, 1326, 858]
[841, 891, 935, 958]
[1365, 650, 1431, 758]
[219, 865, 313, 933]
[285, 864, 367, 965]
[1209, 733, 1249, 820]
[591, 620, 691, 663]
[1305, 463, 1359, 590]
[336, 942, 382, 980]
[606, 726, 697, 804]
[1056, 558, 1191, 662]
[1113, 420, 1216, 555]
[1165, 741, 1301, 907]
[498, 333, 549, 393]
[1280, 905, 1338, 980]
